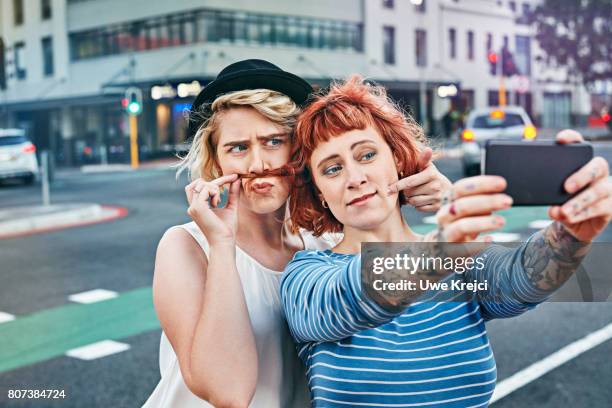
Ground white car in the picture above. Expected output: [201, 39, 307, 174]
[0, 129, 39, 184]
[460, 106, 537, 176]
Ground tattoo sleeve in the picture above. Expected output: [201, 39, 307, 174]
[522, 221, 591, 291]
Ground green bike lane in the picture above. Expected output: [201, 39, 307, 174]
[0, 206, 550, 375]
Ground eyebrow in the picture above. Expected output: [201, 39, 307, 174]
[316, 139, 374, 170]
[222, 132, 288, 148]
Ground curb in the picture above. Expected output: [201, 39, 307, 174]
[0, 204, 128, 240]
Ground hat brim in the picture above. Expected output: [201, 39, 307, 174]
[188, 69, 313, 138]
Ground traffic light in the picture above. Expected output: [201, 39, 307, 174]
[123, 87, 142, 115]
[487, 51, 497, 76]
[501, 46, 519, 77]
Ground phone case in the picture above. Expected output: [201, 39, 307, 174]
[483, 140, 594, 206]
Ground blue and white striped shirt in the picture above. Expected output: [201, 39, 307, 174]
[280, 238, 552, 407]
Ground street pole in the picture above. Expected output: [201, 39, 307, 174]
[411, 0, 428, 132]
[498, 50, 506, 107]
[41, 151, 50, 206]
[129, 114, 139, 169]
[499, 75, 506, 106]
[419, 74, 427, 132]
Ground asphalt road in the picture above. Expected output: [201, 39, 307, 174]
[0, 143, 611, 407]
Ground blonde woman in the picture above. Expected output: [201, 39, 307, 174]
[143, 60, 451, 407]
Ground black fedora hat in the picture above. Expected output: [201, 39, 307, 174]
[188, 59, 313, 138]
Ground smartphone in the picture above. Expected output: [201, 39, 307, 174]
[483, 140, 594, 206]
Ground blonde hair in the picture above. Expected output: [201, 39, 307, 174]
[176, 89, 301, 181]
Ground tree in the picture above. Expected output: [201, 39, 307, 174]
[530, 0, 612, 88]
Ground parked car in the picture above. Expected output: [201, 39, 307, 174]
[0, 129, 39, 185]
[460, 106, 537, 176]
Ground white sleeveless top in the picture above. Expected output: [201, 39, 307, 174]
[143, 221, 334, 408]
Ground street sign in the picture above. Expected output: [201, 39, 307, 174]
[516, 76, 530, 94]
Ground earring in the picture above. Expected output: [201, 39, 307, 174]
[400, 171, 405, 178]
[321, 200, 328, 209]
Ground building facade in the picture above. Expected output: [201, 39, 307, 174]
[0, 0, 595, 167]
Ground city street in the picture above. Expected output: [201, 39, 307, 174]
[0, 143, 611, 407]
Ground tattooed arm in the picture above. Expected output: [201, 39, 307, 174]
[522, 221, 591, 291]
[360, 229, 455, 312]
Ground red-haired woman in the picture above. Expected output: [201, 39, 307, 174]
[281, 75, 612, 407]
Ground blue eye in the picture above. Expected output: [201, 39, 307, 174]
[323, 165, 342, 176]
[229, 144, 247, 153]
[266, 138, 284, 147]
[361, 151, 377, 161]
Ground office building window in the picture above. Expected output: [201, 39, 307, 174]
[14, 0, 24, 25]
[486, 32, 493, 51]
[522, 3, 531, 16]
[14, 42, 26, 80]
[508, 1, 517, 12]
[42, 37, 54, 76]
[382, 0, 394, 9]
[415, 29, 427, 67]
[383, 26, 395, 65]
[449, 28, 456, 59]
[41, 0, 52, 20]
[70, 9, 364, 60]
[467, 30, 474, 60]
[515, 34, 531, 75]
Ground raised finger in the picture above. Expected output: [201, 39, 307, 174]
[438, 193, 512, 225]
[566, 195, 612, 224]
[388, 165, 436, 194]
[564, 156, 609, 194]
[405, 181, 442, 198]
[451, 176, 507, 200]
[194, 183, 222, 208]
[555, 129, 584, 144]
[444, 215, 506, 242]
[416, 147, 434, 170]
[561, 178, 611, 219]
[414, 203, 439, 213]
[211, 173, 239, 187]
[407, 194, 438, 207]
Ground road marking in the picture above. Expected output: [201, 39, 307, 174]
[0, 312, 15, 324]
[491, 321, 612, 404]
[528, 219, 553, 229]
[0, 287, 159, 374]
[489, 232, 521, 242]
[65, 340, 130, 361]
[68, 289, 118, 304]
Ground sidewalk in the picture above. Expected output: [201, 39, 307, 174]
[80, 157, 179, 174]
[0, 203, 128, 240]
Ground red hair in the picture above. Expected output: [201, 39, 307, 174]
[289, 75, 426, 236]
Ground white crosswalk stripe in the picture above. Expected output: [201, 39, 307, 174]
[68, 289, 118, 304]
[0, 312, 15, 324]
[65, 340, 130, 361]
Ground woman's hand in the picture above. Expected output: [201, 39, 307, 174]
[388, 147, 452, 212]
[433, 175, 513, 242]
[549, 130, 612, 242]
[186, 174, 241, 246]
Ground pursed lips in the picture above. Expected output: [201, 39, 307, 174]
[250, 180, 274, 193]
